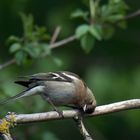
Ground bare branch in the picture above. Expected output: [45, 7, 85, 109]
[0, 35, 76, 70]
[50, 26, 61, 45]
[49, 35, 76, 49]
[1, 99, 139, 140]
[0, 59, 15, 70]
[13, 99, 140, 124]
[0, 9, 140, 71]
[124, 9, 140, 20]
[74, 116, 93, 140]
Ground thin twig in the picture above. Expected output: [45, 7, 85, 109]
[74, 116, 93, 140]
[0, 35, 76, 70]
[0, 59, 15, 70]
[124, 9, 140, 20]
[0, 9, 140, 71]
[13, 99, 140, 124]
[49, 35, 76, 49]
[50, 26, 61, 45]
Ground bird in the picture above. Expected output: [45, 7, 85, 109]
[0, 71, 96, 114]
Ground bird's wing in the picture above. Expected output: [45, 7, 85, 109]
[14, 73, 47, 87]
[31, 71, 79, 82]
[5, 71, 80, 89]
[15, 72, 75, 86]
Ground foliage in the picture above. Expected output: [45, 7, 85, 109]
[71, 0, 128, 52]
[7, 14, 50, 65]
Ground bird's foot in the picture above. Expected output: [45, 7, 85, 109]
[53, 108, 64, 118]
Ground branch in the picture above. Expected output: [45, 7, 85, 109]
[74, 116, 93, 140]
[0, 59, 15, 70]
[124, 9, 140, 20]
[0, 35, 76, 70]
[49, 26, 61, 45]
[12, 99, 140, 124]
[1, 99, 140, 139]
[49, 35, 76, 49]
[0, 9, 140, 70]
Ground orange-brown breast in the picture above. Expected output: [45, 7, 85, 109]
[74, 79, 87, 107]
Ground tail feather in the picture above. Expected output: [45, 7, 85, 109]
[0, 85, 44, 105]
[14, 81, 31, 87]
[0, 89, 29, 105]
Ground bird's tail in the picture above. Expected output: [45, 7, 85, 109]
[0, 89, 31, 105]
[0, 85, 44, 105]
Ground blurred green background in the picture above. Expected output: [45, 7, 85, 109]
[0, 0, 140, 140]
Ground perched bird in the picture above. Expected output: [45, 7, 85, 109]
[0, 71, 96, 114]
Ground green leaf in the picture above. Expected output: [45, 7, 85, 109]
[89, 0, 100, 20]
[9, 43, 22, 53]
[23, 43, 50, 58]
[23, 45, 41, 58]
[71, 9, 88, 20]
[35, 26, 50, 40]
[80, 33, 95, 53]
[15, 51, 27, 65]
[107, 14, 124, 23]
[75, 24, 89, 39]
[20, 13, 34, 39]
[89, 0, 96, 19]
[40, 43, 51, 55]
[7, 36, 20, 45]
[89, 24, 102, 40]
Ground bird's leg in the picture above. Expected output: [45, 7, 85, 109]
[45, 96, 64, 118]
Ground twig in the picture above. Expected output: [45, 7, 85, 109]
[1, 99, 140, 140]
[49, 35, 76, 49]
[12, 99, 140, 124]
[50, 26, 61, 45]
[124, 9, 140, 20]
[0, 9, 140, 71]
[0, 59, 15, 70]
[0, 35, 76, 70]
[74, 116, 93, 140]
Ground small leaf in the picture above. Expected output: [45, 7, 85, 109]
[80, 33, 95, 53]
[9, 43, 22, 53]
[107, 14, 124, 23]
[89, 0, 96, 19]
[40, 43, 51, 56]
[7, 36, 20, 45]
[34, 26, 50, 40]
[75, 24, 89, 39]
[15, 51, 27, 65]
[20, 13, 34, 39]
[23, 45, 41, 58]
[89, 24, 102, 40]
[71, 9, 88, 20]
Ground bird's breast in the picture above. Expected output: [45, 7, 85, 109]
[43, 81, 76, 105]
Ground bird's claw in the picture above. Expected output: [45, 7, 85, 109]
[53, 108, 64, 118]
